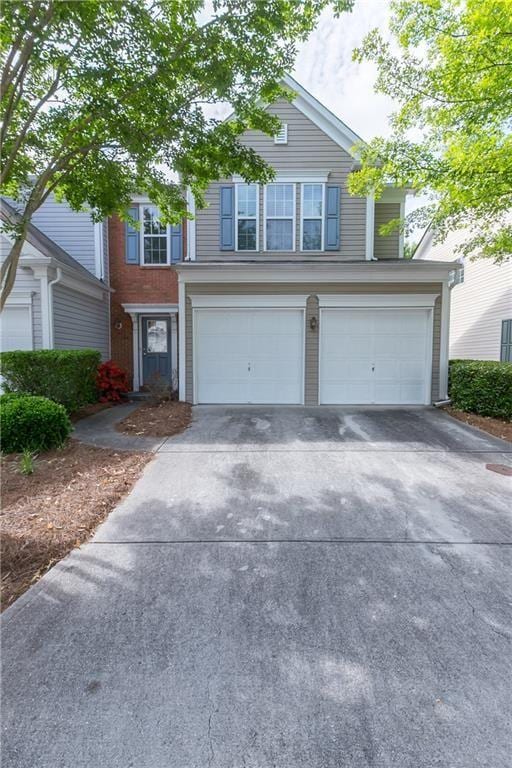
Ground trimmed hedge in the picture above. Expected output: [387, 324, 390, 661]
[449, 359, 512, 420]
[0, 349, 101, 412]
[0, 394, 72, 453]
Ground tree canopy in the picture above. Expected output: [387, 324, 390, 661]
[348, 0, 512, 263]
[0, 0, 352, 307]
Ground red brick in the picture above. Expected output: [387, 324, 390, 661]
[108, 215, 181, 388]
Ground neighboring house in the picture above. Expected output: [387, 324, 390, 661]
[414, 224, 512, 362]
[111, 75, 458, 404]
[0, 196, 110, 358]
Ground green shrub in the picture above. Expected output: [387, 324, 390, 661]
[449, 359, 512, 420]
[0, 349, 101, 412]
[0, 395, 72, 454]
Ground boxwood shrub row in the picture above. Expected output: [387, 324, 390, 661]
[0, 349, 101, 412]
[0, 394, 72, 454]
[449, 359, 512, 420]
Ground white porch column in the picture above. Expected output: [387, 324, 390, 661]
[32, 266, 51, 348]
[129, 313, 140, 391]
[178, 279, 186, 400]
[365, 195, 375, 261]
[439, 282, 451, 400]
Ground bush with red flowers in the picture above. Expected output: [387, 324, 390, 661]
[96, 361, 129, 402]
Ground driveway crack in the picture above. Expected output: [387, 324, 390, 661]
[436, 548, 511, 643]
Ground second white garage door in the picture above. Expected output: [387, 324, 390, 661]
[320, 308, 431, 405]
[194, 308, 304, 404]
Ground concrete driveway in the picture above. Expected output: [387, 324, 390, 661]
[2, 407, 511, 767]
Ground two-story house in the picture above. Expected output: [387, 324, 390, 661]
[112, 76, 458, 405]
[0, 195, 110, 357]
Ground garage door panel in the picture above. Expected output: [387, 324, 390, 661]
[194, 308, 303, 404]
[320, 307, 430, 405]
[0, 305, 33, 351]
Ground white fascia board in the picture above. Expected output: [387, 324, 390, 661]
[121, 303, 179, 314]
[379, 187, 409, 203]
[189, 294, 309, 308]
[175, 262, 456, 284]
[186, 187, 196, 261]
[318, 293, 439, 308]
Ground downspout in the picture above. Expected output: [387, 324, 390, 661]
[48, 267, 63, 348]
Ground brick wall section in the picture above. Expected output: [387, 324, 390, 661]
[108, 214, 182, 388]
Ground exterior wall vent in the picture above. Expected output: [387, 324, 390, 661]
[274, 124, 288, 144]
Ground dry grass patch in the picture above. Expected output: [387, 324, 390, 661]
[1, 441, 150, 610]
[116, 400, 192, 438]
[444, 406, 512, 442]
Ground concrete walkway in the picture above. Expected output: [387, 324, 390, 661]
[72, 402, 166, 452]
[2, 407, 512, 768]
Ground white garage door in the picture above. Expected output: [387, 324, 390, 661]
[195, 309, 304, 404]
[0, 305, 33, 351]
[320, 308, 431, 405]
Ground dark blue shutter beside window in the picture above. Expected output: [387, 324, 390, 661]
[125, 206, 140, 264]
[170, 223, 182, 263]
[501, 319, 512, 362]
[325, 185, 340, 251]
[220, 186, 234, 250]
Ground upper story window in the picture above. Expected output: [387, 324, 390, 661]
[142, 205, 168, 265]
[236, 184, 258, 251]
[301, 183, 324, 251]
[265, 183, 295, 251]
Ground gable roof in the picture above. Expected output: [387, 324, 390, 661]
[282, 74, 364, 157]
[0, 198, 106, 288]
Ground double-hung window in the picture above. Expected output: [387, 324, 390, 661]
[301, 183, 324, 251]
[236, 184, 258, 251]
[265, 183, 295, 251]
[142, 205, 168, 265]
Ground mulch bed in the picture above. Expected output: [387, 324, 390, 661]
[1, 441, 151, 611]
[115, 400, 192, 438]
[443, 406, 512, 442]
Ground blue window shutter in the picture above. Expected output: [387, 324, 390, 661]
[220, 186, 234, 250]
[501, 319, 512, 362]
[325, 185, 340, 251]
[170, 222, 182, 263]
[125, 206, 140, 264]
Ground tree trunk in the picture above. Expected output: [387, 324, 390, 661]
[1, 233, 28, 311]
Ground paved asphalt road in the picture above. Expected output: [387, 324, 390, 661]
[2, 407, 511, 768]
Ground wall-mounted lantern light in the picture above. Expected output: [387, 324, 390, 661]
[310, 316, 318, 331]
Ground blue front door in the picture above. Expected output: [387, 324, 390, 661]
[142, 316, 172, 385]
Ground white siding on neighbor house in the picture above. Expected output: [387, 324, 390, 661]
[52, 284, 110, 359]
[415, 227, 512, 360]
[195, 99, 367, 261]
[0, 236, 43, 349]
[31, 193, 97, 276]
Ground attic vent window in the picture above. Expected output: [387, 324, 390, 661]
[274, 124, 288, 144]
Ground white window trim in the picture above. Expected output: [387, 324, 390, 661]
[235, 183, 259, 252]
[139, 204, 170, 267]
[300, 182, 325, 252]
[263, 183, 296, 252]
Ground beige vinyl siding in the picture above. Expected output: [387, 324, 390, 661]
[415, 227, 512, 360]
[374, 203, 400, 259]
[185, 282, 443, 404]
[53, 284, 110, 359]
[195, 99, 366, 262]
